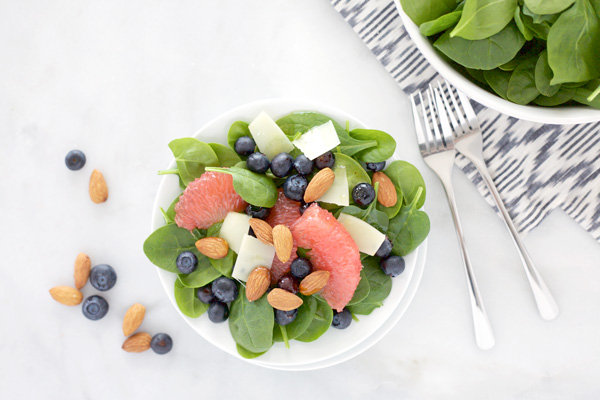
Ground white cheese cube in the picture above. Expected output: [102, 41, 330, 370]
[337, 213, 386, 256]
[292, 120, 341, 160]
[231, 234, 276, 281]
[218, 212, 251, 254]
[248, 111, 295, 160]
[318, 165, 349, 206]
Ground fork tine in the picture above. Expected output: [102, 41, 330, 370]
[433, 85, 455, 149]
[426, 87, 443, 150]
[444, 80, 470, 133]
[410, 93, 428, 154]
[418, 91, 436, 152]
[456, 88, 481, 130]
[437, 81, 461, 135]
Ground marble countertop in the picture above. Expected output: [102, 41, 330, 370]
[2, 1, 600, 398]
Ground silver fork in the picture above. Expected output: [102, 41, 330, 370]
[411, 86, 495, 350]
[435, 81, 559, 321]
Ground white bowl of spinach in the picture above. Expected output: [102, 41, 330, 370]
[144, 99, 428, 370]
[397, 0, 600, 124]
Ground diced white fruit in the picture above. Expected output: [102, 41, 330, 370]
[248, 111, 295, 160]
[337, 213, 386, 256]
[218, 212, 251, 254]
[318, 165, 349, 206]
[231, 234, 276, 282]
[292, 120, 341, 160]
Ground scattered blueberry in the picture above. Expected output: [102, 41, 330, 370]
[248, 226, 257, 237]
[245, 204, 270, 219]
[208, 301, 229, 323]
[270, 152, 294, 177]
[65, 150, 86, 171]
[89, 264, 117, 291]
[283, 174, 308, 201]
[365, 161, 386, 172]
[274, 308, 298, 326]
[176, 251, 197, 274]
[352, 182, 376, 207]
[375, 237, 393, 259]
[234, 136, 256, 156]
[331, 308, 352, 329]
[196, 284, 214, 304]
[150, 333, 173, 355]
[290, 257, 312, 280]
[314, 151, 335, 169]
[82, 295, 109, 321]
[380, 255, 405, 277]
[278, 275, 299, 294]
[294, 154, 314, 176]
[299, 201, 313, 215]
[246, 152, 270, 173]
[211, 277, 238, 303]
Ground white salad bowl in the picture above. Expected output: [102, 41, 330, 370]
[150, 98, 427, 370]
[395, 2, 600, 125]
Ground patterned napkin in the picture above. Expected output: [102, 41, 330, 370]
[331, 0, 600, 241]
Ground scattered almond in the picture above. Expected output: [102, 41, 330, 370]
[303, 167, 335, 203]
[245, 267, 271, 302]
[122, 303, 146, 336]
[49, 286, 83, 306]
[73, 253, 92, 289]
[272, 225, 293, 263]
[267, 288, 303, 311]
[299, 270, 331, 296]
[89, 169, 108, 204]
[249, 218, 273, 245]
[122, 332, 152, 353]
[372, 171, 397, 207]
[195, 237, 229, 259]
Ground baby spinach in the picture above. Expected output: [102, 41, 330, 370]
[205, 166, 278, 207]
[533, 87, 576, 106]
[167, 138, 220, 186]
[227, 121, 252, 151]
[273, 295, 317, 344]
[160, 195, 180, 225]
[420, 10, 463, 36]
[507, 56, 540, 105]
[388, 187, 431, 257]
[451, 0, 517, 40]
[295, 297, 334, 343]
[346, 257, 392, 315]
[229, 286, 274, 354]
[348, 129, 396, 163]
[333, 153, 371, 198]
[143, 224, 198, 273]
[514, 7, 534, 41]
[174, 280, 208, 318]
[376, 186, 403, 219]
[347, 269, 371, 306]
[525, 0, 575, 14]
[208, 143, 242, 167]
[573, 86, 600, 108]
[384, 160, 426, 209]
[236, 343, 267, 359]
[483, 68, 512, 99]
[276, 112, 343, 140]
[177, 256, 222, 288]
[535, 51, 561, 97]
[400, 0, 457, 25]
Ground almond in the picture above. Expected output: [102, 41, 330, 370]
[122, 332, 152, 353]
[372, 171, 397, 207]
[49, 286, 83, 306]
[73, 253, 91, 289]
[299, 270, 331, 296]
[267, 288, 303, 311]
[245, 267, 271, 302]
[249, 218, 273, 245]
[122, 303, 146, 336]
[303, 167, 335, 203]
[89, 169, 108, 204]
[272, 225, 293, 263]
[195, 237, 229, 259]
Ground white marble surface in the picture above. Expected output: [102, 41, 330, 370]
[2, 0, 600, 398]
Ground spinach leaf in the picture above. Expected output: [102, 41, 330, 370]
[174, 279, 208, 318]
[400, 0, 457, 25]
[347, 269, 371, 306]
[535, 51, 561, 97]
[514, 7, 534, 41]
[420, 10, 463, 36]
[208, 143, 242, 167]
[533, 87, 576, 106]
[143, 224, 198, 273]
[520, 14, 551, 40]
[168, 138, 219, 186]
[525, 0, 575, 14]
[236, 343, 268, 359]
[205, 166, 278, 207]
[384, 160, 426, 209]
[348, 129, 396, 163]
[160, 194, 180, 225]
[178, 256, 222, 288]
[295, 297, 334, 342]
[273, 295, 317, 342]
[483, 68, 512, 99]
[451, 0, 517, 40]
[376, 186, 403, 219]
[346, 257, 392, 316]
[522, 4, 562, 24]
[388, 187, 431, 257]
[227, 121, 252, 151]
[333, 153, 371, 198]
[229, 286, 274, 353]
[573, 86, 600, 108]
[507, 56, 540, 105]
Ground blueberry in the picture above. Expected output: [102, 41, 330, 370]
[352, 182, 375, 207]
[82, 295, 109, 321]
[365, 161, 386, 172]
[331, 308, 352, 329]
[248, 226, 257, 238]
[274, 308, 298, 326]
[234, 136, 256, 156]
[196, 284, 214, 304]
[290, 257, 312, 280]
[150, 333, 173, 355]
[176, 251, 197, 274]
[314, 151, 335, 169]
[299, 201, 313, 215]
[380, 255, 405, 277]
[245, 204, 270, 219]
[89, 264, 117, 291]
[294, 154, 314, 176]
[278, 275, 298, 294]
[211, 277, 238, 303]
[207, 301, 229, 323]
[375, 237, 393, 258]
[270, 153, 294, 177]
[283, 174, 308, 201]
[65, 150, 86, 171]
[246, 152, 270, 173]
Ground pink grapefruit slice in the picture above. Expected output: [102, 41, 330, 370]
[267, 189, 301, 284]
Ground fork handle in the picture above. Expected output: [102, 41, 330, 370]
[440, 177, 495, 350]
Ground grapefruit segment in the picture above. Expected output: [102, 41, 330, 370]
[267, 189, 301, 284]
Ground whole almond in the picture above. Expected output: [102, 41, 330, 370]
[249, 218, 273, 245]
[73, 253, 91, 289]
[267, 288, 303, 311]
[49, 286, 83, 306]
[304, 167, 335, 203]
[195, 237, 229, 259]
[299, 270, 331, 296]
[245, 267, 271, 302]
[89, 169, 108, 204]
[372, 171, 397, 207]
[272, 225, 293, 263]
[122, 303, 146, 336]
[122, 332, 152, 353]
